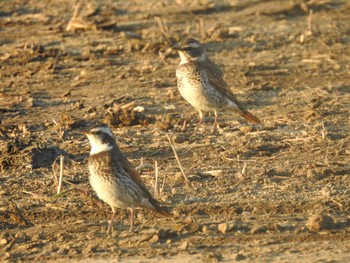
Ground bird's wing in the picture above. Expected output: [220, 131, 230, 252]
[115, 150, 172, 216]
[198, 61, 261, 124]
[114, 149, 150, 194]
[198, 60, 248, 112]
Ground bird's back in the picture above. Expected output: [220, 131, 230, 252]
[88, 150, 144, 209]
[176, 61, 229, 111]
[88, 149, 171, 216]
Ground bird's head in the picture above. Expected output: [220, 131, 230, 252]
[82, 126, 116, 155]
[172, 38, 206, 64]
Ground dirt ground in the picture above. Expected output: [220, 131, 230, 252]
[1, 0, 350, 262]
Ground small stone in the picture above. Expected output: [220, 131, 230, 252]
[235, 207, 243, 215]
[173, 134, 188, 144]
[178, 241, 188, 251]
[218, 222, 231, 234]
[206, 252, 222, 262]
[0, 239, 8, 245]
[306, 214, 335, 232]
[239, 125, 252, 133]
[202, 225, 208, 233]
[333, 64, 341, 71]
[236, 253, 246, 261]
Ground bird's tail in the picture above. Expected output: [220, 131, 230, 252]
[240, 111, 261, 124]
[149, 198, 172, 217]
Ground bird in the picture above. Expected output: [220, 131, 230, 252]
[82, 126, 171, 235]
[173, 38, 261, 132]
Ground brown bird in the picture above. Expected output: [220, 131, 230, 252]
[83, 126, 171, 235]
[173, 38, 261, 131]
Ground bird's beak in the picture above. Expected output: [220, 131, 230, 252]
[171, 44, 185, 51]
[81, 130, 90, 135]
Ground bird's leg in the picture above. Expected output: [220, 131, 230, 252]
[129, 207, 135, 232]
[212, 111, 219, 133]
[106, 209, 116, 236]
[195, 110, 204, 132]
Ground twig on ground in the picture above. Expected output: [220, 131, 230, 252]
[66, 0, 84, 31]
[154, 16, 171, 43]
[160, 166, 167, 198]
[241, 163, 248, 176]
[22, 191, 50, 200]
[282, 136, 316, 142]
[307, 9, 313, 36]
[197, 18, 206, 39]
[321, 121, 327, 140]
[57, 155, 64, 194]
[166, 134, 190, 182]
[154, 161, 159, 198]
[66, 0, 95, 31]
[299, 9, 313, 43]
[330, 198, 343, 208]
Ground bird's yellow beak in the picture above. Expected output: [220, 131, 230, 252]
[81, 130, 90, 135]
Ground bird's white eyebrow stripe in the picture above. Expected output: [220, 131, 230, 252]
[91, 127, 114, 137]
[188, 42, 200, 48]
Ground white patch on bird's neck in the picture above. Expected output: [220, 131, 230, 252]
[90, 143, 113, 155]
[178, 51, 207, 65]
[87, 135, 114, 155]
[178, 51, 190, 65]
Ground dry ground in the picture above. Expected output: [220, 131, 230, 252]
[1, 0, 350, 262]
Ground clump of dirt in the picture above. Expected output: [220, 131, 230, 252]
[0, 138, 68, 170]
[104, 107, 153, 128]
[154, 114, 185, 130]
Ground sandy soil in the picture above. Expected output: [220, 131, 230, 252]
[1, 0, 350, 262]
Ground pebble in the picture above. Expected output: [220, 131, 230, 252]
[218, 222, 233, 234]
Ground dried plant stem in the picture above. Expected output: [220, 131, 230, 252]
[66, 0, 93, 32]
[307, 9, 313, 35]
[154, 16, 170, 43]
[57, 155, 64, 194]
[160, 166, 167, 197]
[197, 18, 206, 39]
[166, 134, 189, 182]
[66, 0, 84, 31]
[154, 161, 159, 198]
[120, 101, 136, 110]
[241, 163, 248, 176]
